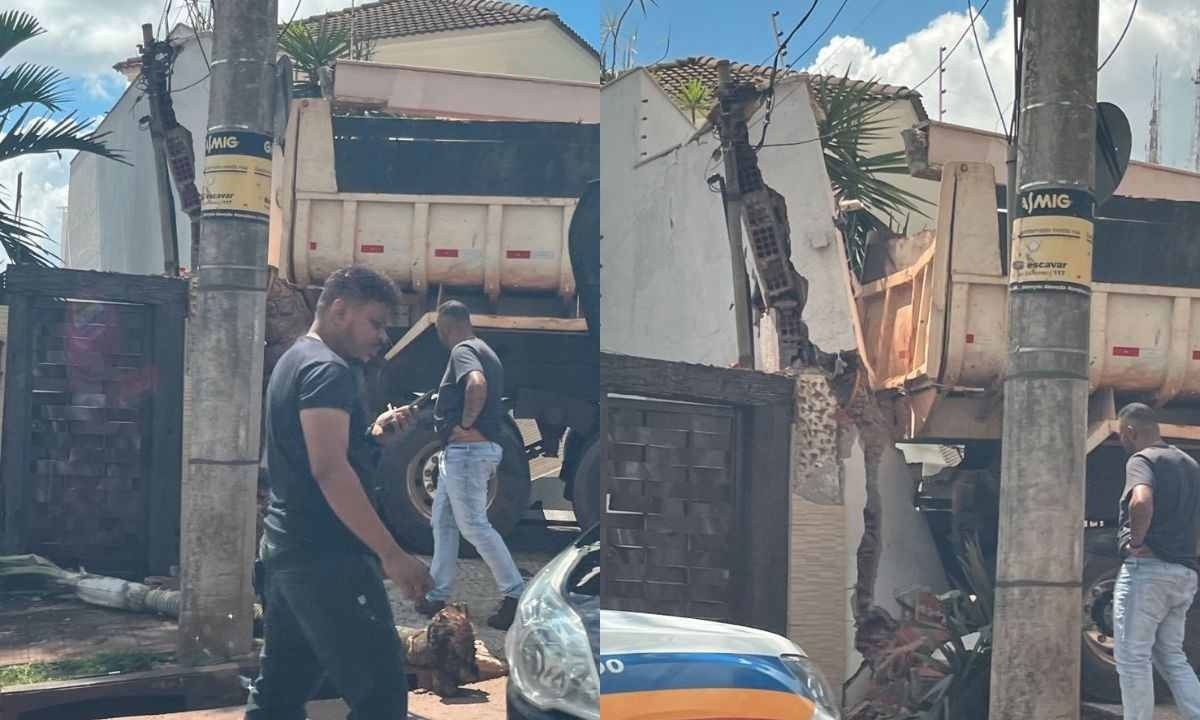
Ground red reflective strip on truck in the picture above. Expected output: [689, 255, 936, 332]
[1193, 350, 1200, 360]
[1113, 346, 1140, 357]
[434, 249, 459, 258]
[360, 245, 384, 254]
[506, 250, 532, 259]
[308, 242, 317, 250]
[965, 333, 975, 344]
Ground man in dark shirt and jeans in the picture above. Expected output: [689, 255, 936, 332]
[246, 266, 431, 720]
[414, 300, 525, 630]
[1113, 402, 1200, 720]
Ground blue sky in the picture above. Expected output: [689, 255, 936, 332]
[591, 0, 1006, 70]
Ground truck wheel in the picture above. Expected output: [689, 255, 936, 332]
[1081, 550, 1123, 703]
[379, 411, 531, 556]
[571, 439, 601, 532]
[1080, 543, 1175, 702]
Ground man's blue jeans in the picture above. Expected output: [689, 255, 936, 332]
[1114, 556, 1200, 720]
[427, 441, 525, 602]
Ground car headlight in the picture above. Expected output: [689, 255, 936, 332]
[781, 653, 841, 720]
[505, 546, 599, 720]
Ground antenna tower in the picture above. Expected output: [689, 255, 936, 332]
[1148, 56, 1163, 165]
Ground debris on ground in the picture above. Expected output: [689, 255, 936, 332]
[403, 602, 507, 697]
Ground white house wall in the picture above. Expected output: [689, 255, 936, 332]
[600, 70, 740, 367]
[67, 30, 212, 274]
[370, 20, 597, 83]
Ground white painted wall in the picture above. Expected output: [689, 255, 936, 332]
[600, 69, 740, 366]
[67, 28, 211, 274]
[371, 21, 598, 83]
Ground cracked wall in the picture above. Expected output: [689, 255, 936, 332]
[788, 369, 850, 691]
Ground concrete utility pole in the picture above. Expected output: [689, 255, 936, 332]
[179, 0, 277, 666]
[990, 1, 1098, 718]
[140, 24, 181, 276]
[715, 60, 756, 370]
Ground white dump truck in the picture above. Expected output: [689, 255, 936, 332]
[267, 97, 600, 553]
[841, 161, 1200, 701]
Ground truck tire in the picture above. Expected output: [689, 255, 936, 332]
[571, 439, 601, 532]
[1081, 549, 1123, 703]
[1080, 532, 1177, 703]
[378, 410, 531, 556]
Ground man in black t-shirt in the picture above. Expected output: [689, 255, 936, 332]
[1112, 403, 1200, 720]
[246, 266, 431, 720]
[414, 300, 525, 630]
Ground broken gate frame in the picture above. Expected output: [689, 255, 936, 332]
[600, 352, 794, 636]
[1, 266, 189, 576]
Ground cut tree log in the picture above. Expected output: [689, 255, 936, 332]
[403, 602, 511, 697]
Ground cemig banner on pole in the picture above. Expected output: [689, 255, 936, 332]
[202, 130, 272, 222]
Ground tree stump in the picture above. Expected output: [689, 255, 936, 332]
[405, 602, 481, 697]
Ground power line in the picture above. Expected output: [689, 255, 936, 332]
[786, 0, 853, 71]
[756, 0, 823, 149]
[764, 0, 822, 90]
[966, 0, 1008, 135]
[279, 0, 304, 41]
[1098, 0, 1137, 72]
[910, 0, 992, 93]
[170, 72, 209, 94]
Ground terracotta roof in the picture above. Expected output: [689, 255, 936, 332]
[645, 56, 928, 120]
[298, 0, 598, 59]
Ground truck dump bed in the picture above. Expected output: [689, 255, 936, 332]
[274, 98, 599, 304]
[846, 162, 1200, 442]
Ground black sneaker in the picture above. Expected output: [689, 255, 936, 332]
[487, 596, 519, 630]
[414, 596, 446, 618]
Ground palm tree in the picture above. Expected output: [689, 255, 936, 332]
[675, 78, 712, 124]
[0, 10, 123, 267]
[278, 20, 350, 95]
[811, 73, 928, 221]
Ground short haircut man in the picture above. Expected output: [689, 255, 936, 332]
[1112, 401, 1200, 719]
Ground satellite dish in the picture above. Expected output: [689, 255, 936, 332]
[1095, 102, 1131, 205]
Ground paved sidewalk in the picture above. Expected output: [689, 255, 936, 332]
[1084, 702, 1183, 719]
[109, 678, 508, 720]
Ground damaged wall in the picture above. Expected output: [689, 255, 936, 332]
[600, 71, 863, 364]
[601, 67, 947, 693]
[789, 371, 850, 690]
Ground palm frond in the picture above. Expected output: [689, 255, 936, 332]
[278, 21, 350, 79]
[0, 62, 69, 113]
[0, 195, 58, 267]
[813, 73, 930, 221]
[676, 78, 712, 123]
[0, 108, 126, 165]
[0, 11, 45, 61]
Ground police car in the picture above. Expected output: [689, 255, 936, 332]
[504, 523, 840, 720]
[600, 611, 842, 720]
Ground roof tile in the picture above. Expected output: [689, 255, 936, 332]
[645, 56, 928, 120]
[298, 0, 597, 58]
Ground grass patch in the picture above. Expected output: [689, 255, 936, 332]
[0, 651, 173, 686]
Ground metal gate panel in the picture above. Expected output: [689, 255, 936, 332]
[26, 300, 154, 577]
[601, 397, 740, 623]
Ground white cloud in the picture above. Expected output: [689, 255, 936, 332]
[0, 149, 74, 265]
[82, 72, 127, 101]
[5, 1, 360, 77]
[807, 1, 1200, 170]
